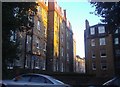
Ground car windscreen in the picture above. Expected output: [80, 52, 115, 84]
[47, 76, 64, 84]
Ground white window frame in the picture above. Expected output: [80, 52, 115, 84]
[67, 42, 69, 49]
[37, 6, 41, 12]
[115, 49, 120, 55]
[100, 50, 107, 58]
[37, 21, 41, 30]
[10, 30, 16, 42]
[101, 63, 107, 70]
[99, 38, 106, 45]
[115, 29, 118, 34]
[36, 38, 40, 49]
[90, 27, 95, 35]
[61, 34, 64, 42]
[114, 38, 119, 44]
[61, 47, 64, 57]
[92, 51, 95, 58]
[92, 63, 96, 70]
[91, 39, 95, 46]
[44, 0, 48, 6]
[98, 26, 105, 34]
[67, 53, 69, 62]
[26, 35, 31, 44]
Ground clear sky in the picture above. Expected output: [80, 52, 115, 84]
[58, 1, 102, 58]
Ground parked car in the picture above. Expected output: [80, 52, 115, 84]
[1, 73, 71, 87]
[103, 76, 120, 87]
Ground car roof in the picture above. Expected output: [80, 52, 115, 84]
[19, 73, 64, 84]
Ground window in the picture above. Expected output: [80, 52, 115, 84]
[92, 63, 96, 70]
[15, 75, 31, 82]
[37, 21, 40, 30]
[67, 31, 69, 37]
[31, 75, 53, 84]
[100, 50, 107, 58]
[26, 35, 31, 44]
[61, 62, 64, 72]
[67, 42, 69, 49]
[61, 47, 64, 57]
[36, 38, 40, 49]
[101, 63, 107, 70]
[25, 57, 29, 68]
[98, 26, 105, 34]
[115, 49, 120, 56]
[114, 38, 119, 44]
[36, 43, 39, 49]
[37, 6, 41, 12]
[34, 58, 39, 69]
[92, 51, 95, 58]
[91, 39, 95, 46]
[44, 28, 47, 37]
[44, 0, 48, 6]
[99, 38, 106, 45]
[115, 29, 118, 34]
[90, 27, 95, 35]
[10, 30, 16, 42]
[28, 16, 34, 23]
[44, 43, 46, 52]
[61, 34, 64, 42]
[61, 23, 64, 29]
[67, 53, 69, 61]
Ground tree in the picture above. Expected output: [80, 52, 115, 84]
[2, 2, 37, 75]
[90, 2, 120, 33]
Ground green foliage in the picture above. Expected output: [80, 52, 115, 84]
[90, 2, 120, 33]
[2, 2, 37, 70]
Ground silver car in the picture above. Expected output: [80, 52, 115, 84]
[103, 76, 120, 87]
[1, 73, 71, 87]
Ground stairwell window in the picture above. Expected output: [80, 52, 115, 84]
[91, 39, 95, 46]
[99, 38, 106, 45]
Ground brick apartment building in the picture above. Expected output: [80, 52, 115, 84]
[12, 1, 49, 70]
[46, 1, 74, 72]
[9, 0, 74, 72]
[112, 27, 120, 75]
[84, 20, 115, 77]
[75, 55, 85, 73]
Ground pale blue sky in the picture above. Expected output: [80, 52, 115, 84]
[58, 1, 102, 57]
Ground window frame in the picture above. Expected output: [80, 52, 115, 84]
[100, 50, 107, 58]
[91, 39, 95, 46]
[92, 63, 96, 70]
[90, 27, 95, 35]
[114, 38, 119, 45]
[37, 21, 41, 30]
[101, 63, 107, 70]
[98, 26, 105, 34]
[99, 38, 106, 45]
